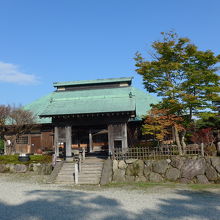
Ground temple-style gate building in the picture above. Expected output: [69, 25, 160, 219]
[17, 77, 157, 158]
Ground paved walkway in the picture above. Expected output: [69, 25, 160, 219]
[0, 174, 219, 220]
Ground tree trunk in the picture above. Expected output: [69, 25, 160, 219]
[174, 125, 183, 155]
[189, 107, 193, 121]
[11, 136, 17, 155]
[180, 130, 187, 155]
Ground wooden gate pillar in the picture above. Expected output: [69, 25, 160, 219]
[54, 126, 59, 157]
[89, 129, 93, 152]
[108, 123, 128, 155]
[65, 126, 72, 161]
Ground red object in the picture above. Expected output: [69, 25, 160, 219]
[36, 149, 43, 154]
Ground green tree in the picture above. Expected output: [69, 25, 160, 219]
[135, 31, 220, 153]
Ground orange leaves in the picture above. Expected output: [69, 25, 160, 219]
[143, 107, 185, 141]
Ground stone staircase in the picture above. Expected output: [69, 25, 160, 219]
[78, 157, 104, 184]
[55, 157, 104, 185]
[55, 162, 75, 184]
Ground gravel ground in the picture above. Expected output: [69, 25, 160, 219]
[0, 174, 219, 220]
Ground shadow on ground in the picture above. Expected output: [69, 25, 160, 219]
[0, 189, 219, 220]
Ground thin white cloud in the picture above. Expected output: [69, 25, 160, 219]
[0, 61, 39, 85]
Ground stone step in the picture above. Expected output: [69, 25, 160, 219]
[78, 181, 99, 184]
[81, 169, 102, 172]
[61, 168, 74, 170]
[61, 168, 74, 171]
[55, 181, 74, 184]
[59, 172, 74, 175]
[59, 171, 74, 174]
[82, 163, 103, 165]
[78, 181, 100, 185]
[80, 170, 102, 174]
[55, 158, 104, 185]
[81, 165, 103, 168]
[63, 164, 75, 167]
[79, 173, 101, 178]
[81, 170, 102, 173]
[60, 168, 75, 171]
[55, 181, 75, 184]
[57, 175, 74, 179]
[78, 177, 100, 181]
[78, 178, 99, 181]
[81, 163, 103, 166]
[56, 178, 74, 182]
[80, 171, 102, 174]
[81, 167, 103, 170]
[78, 178, 100, 182]
[59, 168, 74, 171]
[83, 161, 104, 164]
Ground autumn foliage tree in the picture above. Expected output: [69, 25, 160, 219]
[135, 31, 220, 153]
[143, 108, 185, 154]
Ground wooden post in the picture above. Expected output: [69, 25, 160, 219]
[82, 147, 85, 161]
[78, 156, 82, 172]
[122, 123, 128, 151]
[74, 163, 78, 184]
[54, 127, 59, 157]
[201, 143, 204, 157]
[89, 129, 93, 152]
[108, 124, 113, 155]
[65, 126, 72, 161]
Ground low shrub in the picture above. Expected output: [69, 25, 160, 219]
[0, 139, 4, 151]
[0, 155, 52, 164]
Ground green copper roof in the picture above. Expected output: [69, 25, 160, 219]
[40, 87, 135, 116]
[131, 87, 158, 120]
[24, 94, 52, 124]
[53, 77, 133, 87]
[24, 80, 158, 124]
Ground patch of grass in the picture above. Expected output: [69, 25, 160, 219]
[102, 182, 220, 191]
[0, 155, 52, 164]
[103, 182, 179, 189]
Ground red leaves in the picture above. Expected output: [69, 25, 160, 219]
[143, 107, 185, 141]
[191, 128, 215, 146]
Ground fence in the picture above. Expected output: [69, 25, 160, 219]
[112, 144, 204, 160]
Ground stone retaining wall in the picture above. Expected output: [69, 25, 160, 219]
[112, 156, 220, 184]
[0, 163, 52, 175]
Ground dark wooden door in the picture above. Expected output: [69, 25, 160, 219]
[31, 136, 41, 153]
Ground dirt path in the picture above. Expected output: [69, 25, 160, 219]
[0, 174, 219, 220]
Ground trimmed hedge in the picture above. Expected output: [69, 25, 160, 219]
[0, 155, 52, 164]
[0, 139, 4, 151]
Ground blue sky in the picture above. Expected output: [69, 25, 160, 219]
[0, 0, 219, 105]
